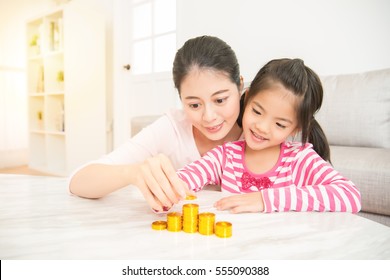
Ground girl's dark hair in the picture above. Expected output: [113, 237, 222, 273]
[245, 58, 331, 162]
[172, 35, 241, 93]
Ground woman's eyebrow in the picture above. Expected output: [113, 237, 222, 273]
[184, 89, 229, 100]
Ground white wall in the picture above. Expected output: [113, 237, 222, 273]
[177, 0, 390, 80]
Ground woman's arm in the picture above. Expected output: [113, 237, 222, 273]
[69, 163, 136, 198]
[69, 155, 188, 212]
[68, 113, 192, 211]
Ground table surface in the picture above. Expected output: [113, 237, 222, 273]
[1, 174, 389, 260]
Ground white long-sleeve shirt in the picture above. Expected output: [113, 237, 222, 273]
[70, 109, 201, 176]
[177, 140, 361, 213]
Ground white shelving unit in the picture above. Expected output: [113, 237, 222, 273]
[26, 3, 106, 176]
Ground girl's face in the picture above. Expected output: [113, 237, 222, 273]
[242, 83, 299, 151]
[180, 68, 242, 141]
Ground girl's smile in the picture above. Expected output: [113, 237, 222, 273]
[243, 83, 299, 152]
[249, 129, 269, 143]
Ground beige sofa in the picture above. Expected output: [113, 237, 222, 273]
[131, 68, 390, 227]
[317, 68, 390, 227]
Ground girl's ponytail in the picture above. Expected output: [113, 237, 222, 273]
[308, 119, 331, 163]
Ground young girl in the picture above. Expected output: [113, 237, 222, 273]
[177, 58, 361, 213]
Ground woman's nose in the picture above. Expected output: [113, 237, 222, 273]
[202, 104, 217, 122]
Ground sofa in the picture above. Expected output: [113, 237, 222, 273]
[130, 68, 390, 227]
[317, 68, 390, 227]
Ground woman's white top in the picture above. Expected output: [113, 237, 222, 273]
[86, 109, 201, 170]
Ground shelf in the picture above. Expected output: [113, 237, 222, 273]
[29, 133, 47, 171]
[27, 59, 44, 93]
[46, 94, 65, 133]
[46, 134, 66, 175]
[27, 3, 106, 176]
[29, 96, 45, 131]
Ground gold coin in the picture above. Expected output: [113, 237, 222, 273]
[215, 221, 232, 238]
[185, 194, 197, 200]
[151, 220, 167, 230]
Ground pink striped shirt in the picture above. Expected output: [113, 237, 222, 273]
[177, 140, 361, 213]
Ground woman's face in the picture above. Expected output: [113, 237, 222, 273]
[180, 67, 242, 141]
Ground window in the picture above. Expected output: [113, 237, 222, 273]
[132, 0, 176, 75]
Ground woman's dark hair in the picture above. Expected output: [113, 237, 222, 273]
[245, 58, 331, 162]
[172, 35, 241, 93]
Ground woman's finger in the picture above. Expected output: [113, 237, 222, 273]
[140, 161, 172, 207]
[136, 179, 164, 212]
[146, 155, 180, 205]
[158, 154, 189, 199]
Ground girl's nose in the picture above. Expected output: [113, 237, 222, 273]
[255, 120, 270, 134]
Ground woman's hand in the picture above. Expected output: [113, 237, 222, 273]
[134, 154, 193, 212]
[214, 192, 265, 213]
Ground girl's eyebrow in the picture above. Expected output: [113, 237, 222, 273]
[184, 89, 229, 100]
[253, 100, 293, 124]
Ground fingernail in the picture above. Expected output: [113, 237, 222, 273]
[162, 206, 171, 211]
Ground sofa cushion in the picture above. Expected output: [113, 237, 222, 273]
[330, 145, 390, 216]
[317, 68, 390, 148]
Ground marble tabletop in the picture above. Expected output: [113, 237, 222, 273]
[0, 174, 389, 260]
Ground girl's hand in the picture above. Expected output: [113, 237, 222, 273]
[214, 192, 265, 213]
[134, 154, 193, 212]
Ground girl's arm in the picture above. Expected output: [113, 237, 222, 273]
[215, 145, 361, 214]
[262, 147, 361, 213]
[177, 146, 225, 191]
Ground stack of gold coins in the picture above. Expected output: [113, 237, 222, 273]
[167, 212, 182, 232]
[182, 203, 199, 233]
[151, 220, 167, 230]
[198, 212, 215, 235]
[215, 221, 232, 238]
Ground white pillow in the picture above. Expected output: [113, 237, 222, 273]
[317, 68, 390, 148]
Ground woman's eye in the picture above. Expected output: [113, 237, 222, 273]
[276, 123, 286, 129]
[215, 97, 227, 104]
[189, 104, 200, 109]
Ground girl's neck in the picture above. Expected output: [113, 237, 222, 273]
[244, 143, 281, 175]
[194, 123, 242, 156]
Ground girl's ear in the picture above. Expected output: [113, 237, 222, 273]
[290, 129, 301, 141]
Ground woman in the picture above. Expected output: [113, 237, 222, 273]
[69, 35, 244, 212]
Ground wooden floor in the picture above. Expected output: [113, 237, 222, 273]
[0, 165, 55, 176]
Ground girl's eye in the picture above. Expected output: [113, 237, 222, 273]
[252, 108, 261, 115]
[276, 122, 287, 129]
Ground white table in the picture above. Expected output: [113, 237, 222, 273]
[1, 174, 389, 260]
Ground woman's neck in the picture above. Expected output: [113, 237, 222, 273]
[194, 123, 242, 156]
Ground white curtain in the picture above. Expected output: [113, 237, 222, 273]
[0, 66, 28, 168]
